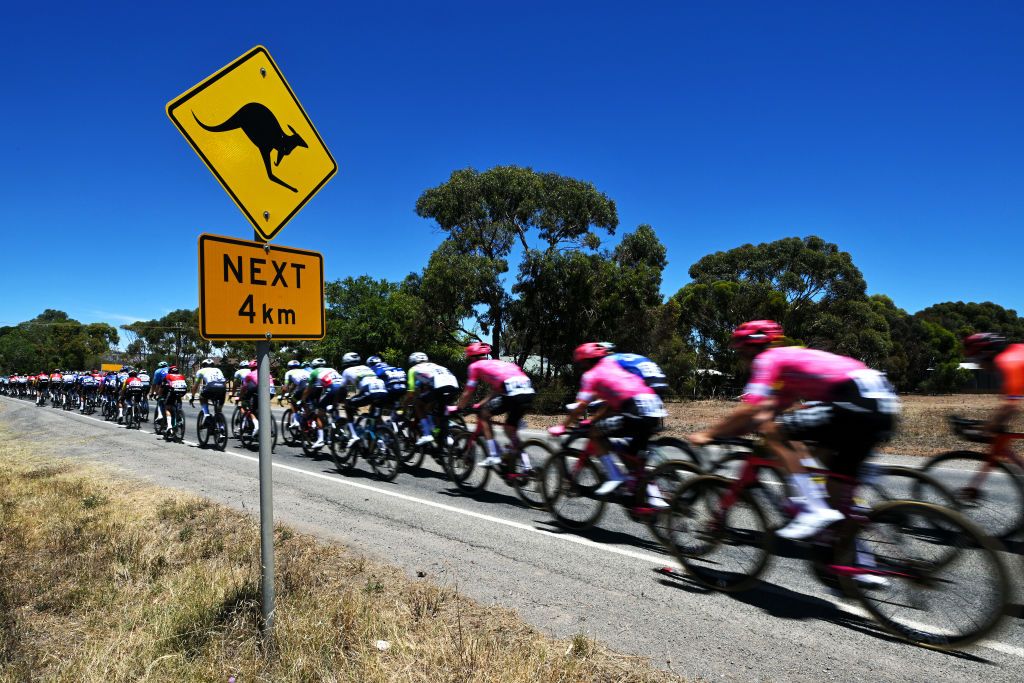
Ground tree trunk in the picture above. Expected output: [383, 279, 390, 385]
[491, 302, 503, 360]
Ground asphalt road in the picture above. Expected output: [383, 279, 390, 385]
[2, 395, 1023, 682]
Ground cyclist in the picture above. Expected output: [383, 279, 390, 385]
[118, 369, 146, 420]
[300, 358, 344, 449]
[279, 359, 311, 428]
[406, 352, 460, 447]
[36, 371, 49, 405]
[339, 352, 389, 446]
[190, 358, 227, 424]
[548, 343, 668, 509]
[238, 360, 275, 435]
[78, 369, 98, 412]
[158, 365, 189, 431]
[232, 361, 254, 397]
[366, 355, 409, 411]
[454, 342, 535, 468]
[600, 343, 670, 397]
[688, 320, 900, 540]
[963, 333, 1024, 434]
[49, 369, 62, 405]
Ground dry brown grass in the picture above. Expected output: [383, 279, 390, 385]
[521, 394, 1020, 456]
[0, 429, 680, 682]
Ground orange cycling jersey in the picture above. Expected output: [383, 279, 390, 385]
[996, 343, 1024, 400]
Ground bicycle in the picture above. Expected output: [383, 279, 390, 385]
[440, 408, 553, 509]
[541, 424, 702, 537]
[332, 404, 401, 481]
[664, 438, 1010, 650]
[237, 400, 277, 452]
[917, 416, 1024, 539]
[162, 395, 186, 443]
[122, 395, 144, 429]
[194, 397, 229, 451]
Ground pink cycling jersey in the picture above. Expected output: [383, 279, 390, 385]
[466, 359, 529, 392]
[577, 356, 655, 411]
[742, 346, 868, 410]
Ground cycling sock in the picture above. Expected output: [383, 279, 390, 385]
[486, 439, 499, 458]
[317, 429, 324, 440]
[600, 454, 625, 481]
[348, 423, 357, 438]
[251, 418, 259, 434]
[790, 473, 829, 511]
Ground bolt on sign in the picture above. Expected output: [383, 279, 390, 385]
[167, 46, 337, 241]
[198, 234, 324, 341]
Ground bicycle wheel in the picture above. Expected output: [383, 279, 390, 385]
[665, 474, 773, 592]
[509, 439, 553, 509]
[370, 431, 401, 482]
[711, 451, 792, 531]
[446, 432, 491, 492]
[213, 413, 228, 451]
[919, 450, 1024, 539]
[239, 415, 255, 449]
[839, 500, 1010, 650]
[230, 405, 241, 437]
[281, 408, 297, 446]
[172, 406, 185, 443]
[863, 465, 957, 509]
[650, 436, 706, 471]
[196, 412, 210, 446]
[270, 415, 277, 453]
[540, 449, 606, 531]
[645, 459, 703, 543]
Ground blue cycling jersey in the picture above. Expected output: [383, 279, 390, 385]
[373, 364, 408, 392]
[152, 367, 169, 387]
[610, 353, 668, 388]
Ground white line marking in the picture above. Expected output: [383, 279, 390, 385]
[4, 397, 1023, 658]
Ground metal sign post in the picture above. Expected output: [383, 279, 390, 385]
[254, 229, 275, 633]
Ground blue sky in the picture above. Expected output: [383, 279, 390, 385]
[3, 1, 1022, 331]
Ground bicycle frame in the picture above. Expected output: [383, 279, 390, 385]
[964, 431, 1024, 491]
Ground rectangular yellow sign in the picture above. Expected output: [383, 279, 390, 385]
[198, 234, 325, 341]
[100, 363, 123, 372]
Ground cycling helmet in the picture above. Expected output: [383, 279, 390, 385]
[465, 342, 492, 358]
[311, 357, 326, 368]
[341, 352, 361, 368]
[287, 359, 301, 368]
[408, 351, 428, 365]
[599, 341, 617, 353]
[157, 361, 168, 369]
[731, 320, 784, 349]
[168, 365, 178, 373]
[366, 355, 383, 367]
[573, 342, 610, 363]
[200, 358, 214, 367]
[128, 370, 138, 377]
[963, 333, 1007, 361]
[248, 360, 259, 370]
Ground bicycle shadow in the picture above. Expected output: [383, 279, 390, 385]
[535, 519, 671, 556]
[438, 484, 529, 509]
[655, 569, 995, 662]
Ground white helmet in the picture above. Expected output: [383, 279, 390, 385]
[341, 352, 361, 368]
[287, 359, 301, 368]
[201, 358, 214, 367]
[311, 358, 326, 368]
[408, 351, 428, 365]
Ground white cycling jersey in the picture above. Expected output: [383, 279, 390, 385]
[197, 367, 226, 386]
[233, 368, 251, 385]
[342, 365, 386, 393]
[409, 362, 459, 391]
[284, 368, 310, 386]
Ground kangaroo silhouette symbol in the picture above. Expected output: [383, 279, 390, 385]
[193, 103, 308, 192]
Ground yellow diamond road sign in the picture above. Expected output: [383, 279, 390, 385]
[167, 46, 337, 241]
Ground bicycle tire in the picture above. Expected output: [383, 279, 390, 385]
[173, 406, 185, 443]
[196, 412, 210, 446]
[645, 459, 702, 544]
[213, 413, 228, 451]
[371, 431, 401, 482]
[447, 432, 491, 492]
[839, 500, 1011, 650]
[650, 436, 706, 471]
[918, 450, 1024, 539]
[540, 449, 606, 531]
[239, 414, 255, 449]
[510, 439, 553, 509]
[711, 451, 792, 531]
[230, 405, 241, 438]
[666, 474, 773, 592]
[281, 408, 297, 446]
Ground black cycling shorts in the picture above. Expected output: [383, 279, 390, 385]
[200, 383, 227, 404]
[483, 393, 534, 427]
[593, 397, 660, 453]
[419, 385, 459, 405]
[775, 379, 896, 476]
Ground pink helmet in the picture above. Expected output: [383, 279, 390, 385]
[248, 360, 259, 370]
[573, 342, 610, 363]
[731, 320, 783, 349]
[465, 342, 492, 358]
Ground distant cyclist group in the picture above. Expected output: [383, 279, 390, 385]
[2, 323, 1022, 649]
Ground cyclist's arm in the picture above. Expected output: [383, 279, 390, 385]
[690, 398, 774, 445]
[560, 399, 591, 430]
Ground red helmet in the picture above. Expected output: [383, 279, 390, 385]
[731, 320, 784, 349]
[465, 342, 492, 358]
[963, 333, 1006, 361]
[248, 360, 259, 369]
[573, 342, 610, 363]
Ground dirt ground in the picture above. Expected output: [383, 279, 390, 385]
[523, 394, 1016, 456]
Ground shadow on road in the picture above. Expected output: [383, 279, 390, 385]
[535, 519, 671, 556]
[655, 568, 996, 663]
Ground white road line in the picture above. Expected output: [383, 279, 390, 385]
[5, 397, 1023, 658]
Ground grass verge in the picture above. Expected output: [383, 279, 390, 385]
[0, 425, 680, 682]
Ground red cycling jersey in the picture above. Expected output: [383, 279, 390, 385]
[996, 344, 1024, 400]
